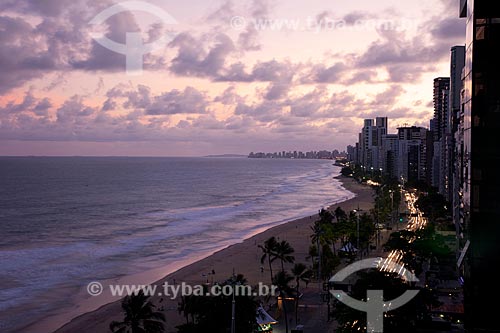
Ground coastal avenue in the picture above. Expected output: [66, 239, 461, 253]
[271, 189, 429, 333]
[403, 191, 427, 232]
[379, 190, 428, 277]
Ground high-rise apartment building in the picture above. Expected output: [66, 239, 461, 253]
[432, 77, 451, 196]
[356, 117, 388, 171]
[450, 46, 466, 245]
[458, 0, 500, 330]
[350, 121, 430, 184]
[358, 119, 374, 167]
[397, 126, 429, 184]
[373, 117, 388, 170]
[381, 134, 399, 179]
[433, 78, 451, 142]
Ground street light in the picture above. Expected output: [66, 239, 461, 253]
[389, 190, 394, 215]
[389, 190, 396, 231]
[316, 228, 323, 291]
[231, 287, 236, 333]
[230, 270, 238, 333]
[353, 208, 362, 257]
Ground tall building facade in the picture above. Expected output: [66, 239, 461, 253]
[373, 117, 388, 170]
[397, 126, 429, 184]
[450, 46, 466, 248]
[458, 0, 500, 331]
[346, 145, 356, 162]
[358, 119, 374, 167]
[426, 121, 435, 186]
[381, 134, 399, 179]
[356, 117, 388, 171]
[432, 77, 451, 196]
[433, 78, 451, 142]
[350, 120, 431, 184]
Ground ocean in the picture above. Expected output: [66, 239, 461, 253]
[0, 157, 354, 332]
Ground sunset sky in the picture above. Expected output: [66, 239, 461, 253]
[0, 0, 464, 156]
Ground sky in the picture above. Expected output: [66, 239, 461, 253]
[0, 0, 465, 156]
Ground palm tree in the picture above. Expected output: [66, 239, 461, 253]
[258, 236, 279, 281]
[177, 274, 259, 333]
[226, 273, 248, 285]
[310, 223, 324, 246]
[306, 244, 318, 267]
[291, 263, 313, 325]
[310, 222, 328, 282]
[110, 290, 165, 333]
[275, 240, 295, 272]
[272, 271, 295, 333]
[334, 206, 347, 222]
[318, 208, 334, 224]
[178, 294, 202, 325]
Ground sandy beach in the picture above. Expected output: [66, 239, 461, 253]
[48, 176, 374, 333]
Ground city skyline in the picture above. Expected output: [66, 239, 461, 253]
[347, 1, 500, 327]
[0, 0, 465, 156]
[3, 1, 500, 332]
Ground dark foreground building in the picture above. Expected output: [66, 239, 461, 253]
[458, 0, 500, 331]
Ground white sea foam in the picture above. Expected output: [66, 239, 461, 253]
[0, 157, 354, 332]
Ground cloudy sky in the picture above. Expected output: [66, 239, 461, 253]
[0, 0, 464, 156]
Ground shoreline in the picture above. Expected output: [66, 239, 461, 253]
[46, 175, 374, 333]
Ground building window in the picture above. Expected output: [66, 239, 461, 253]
[476, 26, 485, 40]
[472, 185, 480, 210]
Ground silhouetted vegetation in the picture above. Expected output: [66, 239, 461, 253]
[384, 225, 452, 276]
[110, 290, 165, 333]
[415, 191, 449, 221]
[272, 271, 296, 333]
[259, 236, 279, 281]
[177, 274, 258, 333]
[291, 263, 313, 324]
[332, 270, 440, 333]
